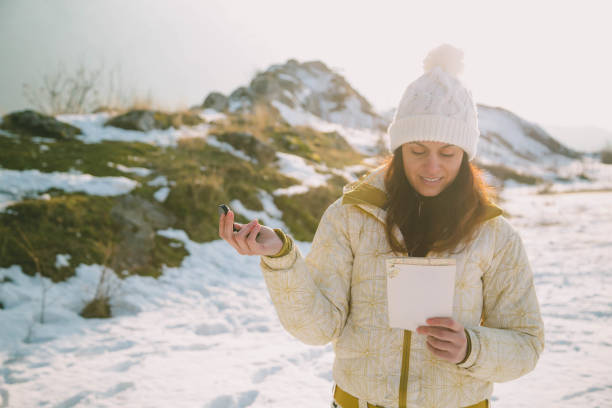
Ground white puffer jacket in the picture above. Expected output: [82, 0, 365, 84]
[260, 164, 545, 408]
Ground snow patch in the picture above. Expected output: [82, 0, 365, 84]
[147, 175, 168, 187]
[0, 169, 138, 211]
[107, 162, 152, 177]
[56, 113, 210, 147]
[153, 187, 170, 203]
[54, 254, 71, 269]
[228, 191, 288, 230]
[206, 135, 256, 163]
[273, 152, 330, 195]
[199, 109, 227, 123]
[271, 101, 384, 155]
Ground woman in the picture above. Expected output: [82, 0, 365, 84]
[219, 44, 545, 408]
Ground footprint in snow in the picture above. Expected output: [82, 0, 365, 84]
[195, 322, 231, 336]
[203, 390, 259, 408]
[252, 366, 282, 384]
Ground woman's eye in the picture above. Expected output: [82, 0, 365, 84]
[440, 152, 455, 158]
[411, 150, 425, 155]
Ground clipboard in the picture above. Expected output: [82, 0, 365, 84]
[385, 257, 456, 331]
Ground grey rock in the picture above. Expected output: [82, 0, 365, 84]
[0, 110, 82, 140]
[109, 195, 176, 272]
[105, 110, 158, 131]
[202, 92, 228, 111]
[228, 87, 255, 113]
[104, 109, 203, 132]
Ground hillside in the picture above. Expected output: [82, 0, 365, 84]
[1, 58, 611, 289]
[0, 106, 369, 288]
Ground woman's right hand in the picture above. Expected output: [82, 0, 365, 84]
[218, 210, 283, 256]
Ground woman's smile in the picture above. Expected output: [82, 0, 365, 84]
[420, 176, 443, 184]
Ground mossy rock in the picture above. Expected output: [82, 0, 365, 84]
[0, 193, 190, 282]
[0, 195, 120, 282]
[104, 109, 204, 132]
[0, 110, 82, 140]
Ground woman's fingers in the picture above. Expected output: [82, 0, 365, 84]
[235, 219, 258, 254]
[419, 326, 455, 341]
[218, 211, 266, 256]
[218, 212, 224, 238]
[417, 317, 467, 363]
[223, 210, 235, 239]
[219, 211, 243, 253]
[425, 341, 454, 360]
[426, 317, 462, 331]
[426, 336, 456, 352]
[246, 222, 261, 250]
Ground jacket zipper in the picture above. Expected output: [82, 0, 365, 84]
[344, 196, 415, 407]
[399, 329, 411, 408]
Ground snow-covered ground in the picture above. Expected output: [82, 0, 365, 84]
[55, 113, 212, 147]
[1, 187, 611, 407]
[270, 101, 386, 156]
[0, 169, 139, 211]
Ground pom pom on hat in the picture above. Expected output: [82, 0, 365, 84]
[422, 43, 464, 78]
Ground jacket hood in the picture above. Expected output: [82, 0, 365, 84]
[341, 164, 503, 226]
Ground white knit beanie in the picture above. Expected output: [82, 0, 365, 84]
[387, 43, 480, 160]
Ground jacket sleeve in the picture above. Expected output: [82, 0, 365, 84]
[259, 197, 353, 346]
[457, 218, 545, 382]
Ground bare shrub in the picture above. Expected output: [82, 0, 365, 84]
[21, 61, 157, 115]
[80, 241, 121, 319]
[127, 88, 158, 111]
[15, 227, 49, 325]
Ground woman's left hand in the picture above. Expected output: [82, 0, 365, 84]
[416, 317, 467, 364]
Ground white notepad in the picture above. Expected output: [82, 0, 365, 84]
[385, 257, 456, 331]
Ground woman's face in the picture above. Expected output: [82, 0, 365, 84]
[401, 141, 464, 197]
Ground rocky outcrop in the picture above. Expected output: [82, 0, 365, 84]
[104, 109, 204, 132]
[202, 92, 228, 111]
[227, 87, 255, 113]
[200, 59, 388, 131]
[110, 195, 177, 273]
[0, 110, 82, 140]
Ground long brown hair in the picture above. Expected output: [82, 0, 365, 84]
[383, 147, 494, 257]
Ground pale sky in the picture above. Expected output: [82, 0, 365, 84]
[1, 0, 611, 135]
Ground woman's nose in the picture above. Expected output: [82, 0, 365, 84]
[423, 155, 441, 173]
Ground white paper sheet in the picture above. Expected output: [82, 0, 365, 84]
[385, 257, 456, 331]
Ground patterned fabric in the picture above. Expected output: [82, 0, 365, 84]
[260, 164, 545, 408]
